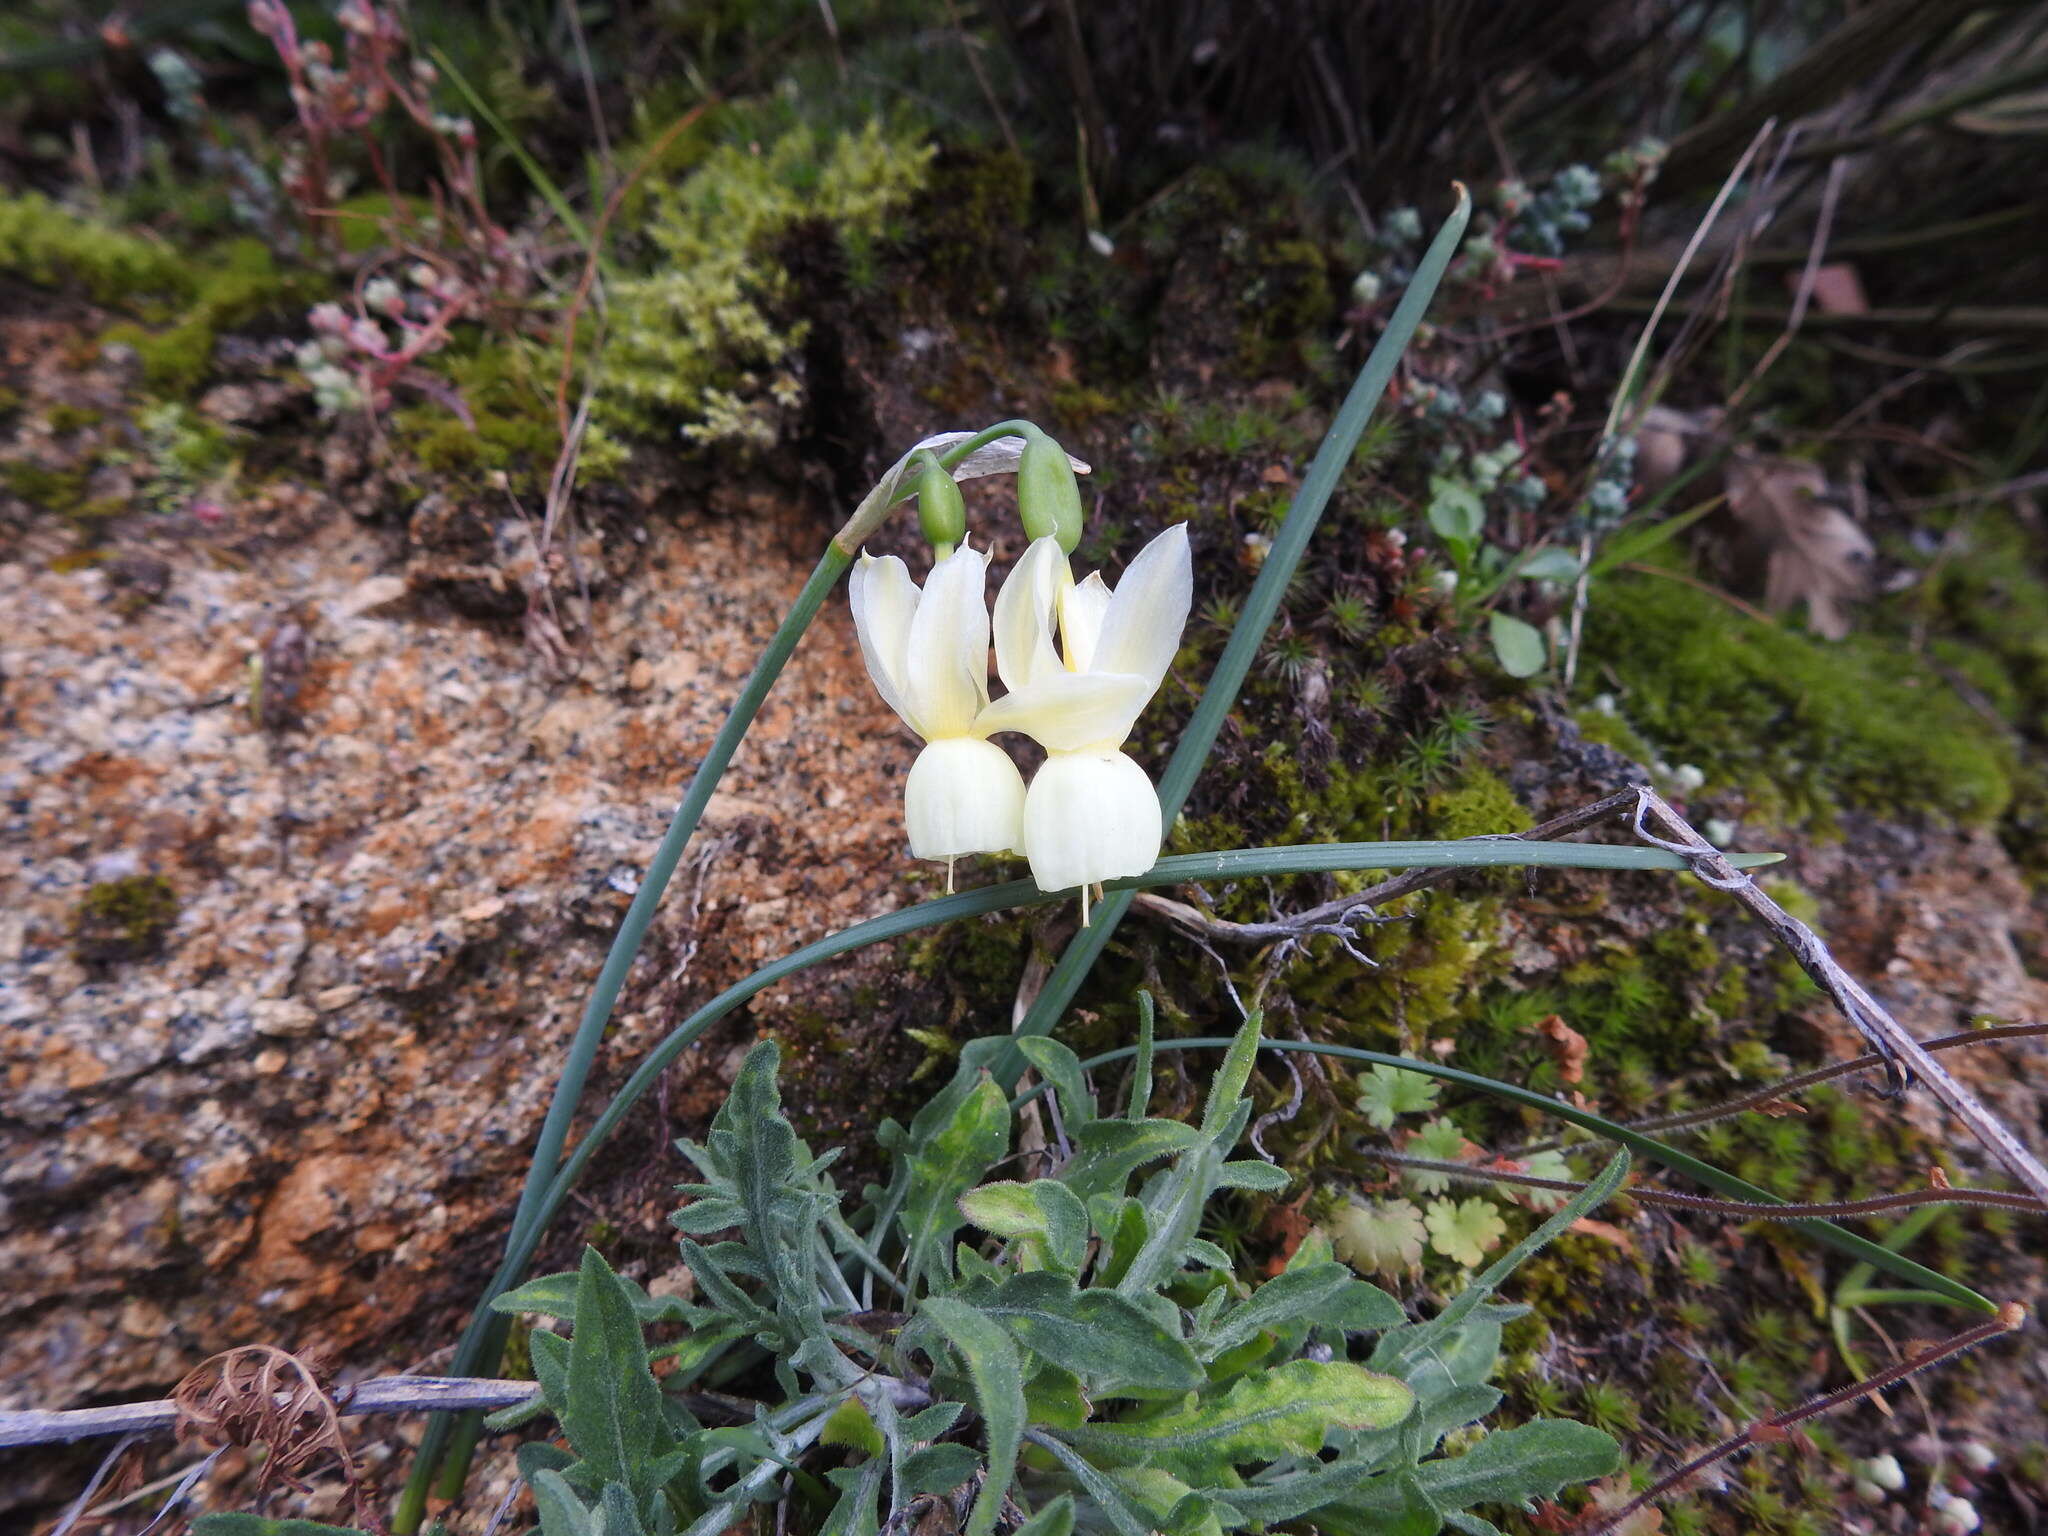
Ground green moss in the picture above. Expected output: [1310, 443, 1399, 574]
[1235, 237, 1335, 371]
[1426, 766, 1532, 841]
[916, 146, 1032, 298]
[599, 118, 933, 445]
[46, 404, 102, 433]
[394, 339, 577, 485]
[98, 237, 305, 398]
[74, 874, 180, 963]
[0, 192, 192, 308]
[1583, 572, 2011, 827]
[3, 460, 91, 517]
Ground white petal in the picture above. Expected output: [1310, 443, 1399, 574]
[1021, 750, 1162, 892]
[905, 737, 1025, 859]
[909, 431, 1092, 484]
[849, 552, 919, 729]
[1059, 572, 1111, 672]
[903, 543, 992, 739]
[975, 671, 1154, 752]
[1090, 522, 1192, 691]
[992, 536, 1069, 693]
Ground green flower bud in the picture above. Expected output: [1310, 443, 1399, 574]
[914, 454, 966, 555]
[1017, 430, 1084, 552]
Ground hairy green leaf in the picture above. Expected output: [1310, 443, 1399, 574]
[958, 1179, 1089, 1273]
[922, 1298, 1027, 1536]
[819, 1461, 885, 1536]
[901, 1441, 982, 1496]
[491, 1269, 699, 1326]
[1060, 1119, 1202, 1201]
[1012, 1495, 1076, 1536]
[563, 1247, 670, 1493]
[1195, 1261, 1356, 1360]
[1018, 1037, 1096, 1128]
[902, 1077, 1011, 1290]
[980, 1270, 1203, 1397]
[529, 1469, 595, 1536]
[1064, 1360, 1413, 1478]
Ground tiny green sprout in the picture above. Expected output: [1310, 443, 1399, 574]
[912, 451, 966, 557]
[1016, 427, 1084, 552]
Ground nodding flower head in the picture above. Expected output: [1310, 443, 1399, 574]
[975, 523, 1192, 895]
[849, 543, 1023, 877]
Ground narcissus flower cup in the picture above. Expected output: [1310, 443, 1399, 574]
[978, 524, 1192, 897]
[849, 543, 1023, 885]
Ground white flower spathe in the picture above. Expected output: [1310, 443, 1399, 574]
[849, 543, 1024, 864]
[978, 523, 1192, 892]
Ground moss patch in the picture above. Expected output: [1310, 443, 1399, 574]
[74, 874, 180, 964]
[1583, 572, 2011, 828]
[0, 192, 192, 309]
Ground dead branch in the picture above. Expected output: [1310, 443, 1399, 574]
[2, 1375, 538, 1451]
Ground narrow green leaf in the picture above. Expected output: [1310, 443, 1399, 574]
[1488, 611, 1547, 677]
[982, 1270, 1203, 1397]
[901, 1442, 982, 1496]
[1196, 1261, 1356, 1360]
[903, 1078, 1011, 1289]
[922, 1298, 1027, 1536]
[1065, 1360, 1414, 1478]
[1409, 1419, 1619, 1514]
[1060, 1119, 1201, 1200]
[1129, 991, 1157, 1119]
[900, 1401, 966, 1440]
[1115, 1142, 1222, 1298]
[1199, 1013, 1263, 1139]
[529, 1326, 570, 1412]
[426, 46, 590, 246]
[563, 1247, 669, 1491]
[191, 1522, 372, 1536]
[1214, 1158, 1291, 1193]
[1012, 1495, 1075, 1536]
[530, 1469, 595, 1536]
[1026, 1433, 1155, 1536]
[819, 1461, 885, 1536]
[599, 1480, 647, 1536]
[1018, 1037, 1096, 1127]
[492, 1270, 698, 1325]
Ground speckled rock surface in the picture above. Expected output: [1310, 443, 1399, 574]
[0, 487, 930, 1432]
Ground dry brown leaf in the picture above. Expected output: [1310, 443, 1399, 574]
[173, 1345, 379, 1529]
[1798, 261, 1869, 316]
[1532, 1013, 1590, 1084]
[1570, 1217, 1637, 1254]
[1586, 1474, 1665, 1535]
[1726, 451, 1872, 639]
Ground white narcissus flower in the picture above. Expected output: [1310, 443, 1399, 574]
[978, 524, 1192, 897]
[850, 543, 1023, 883]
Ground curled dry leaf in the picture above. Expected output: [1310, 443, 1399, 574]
[1532, 1013, 1590, 1085]
[172, 1345, 377, 1527]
